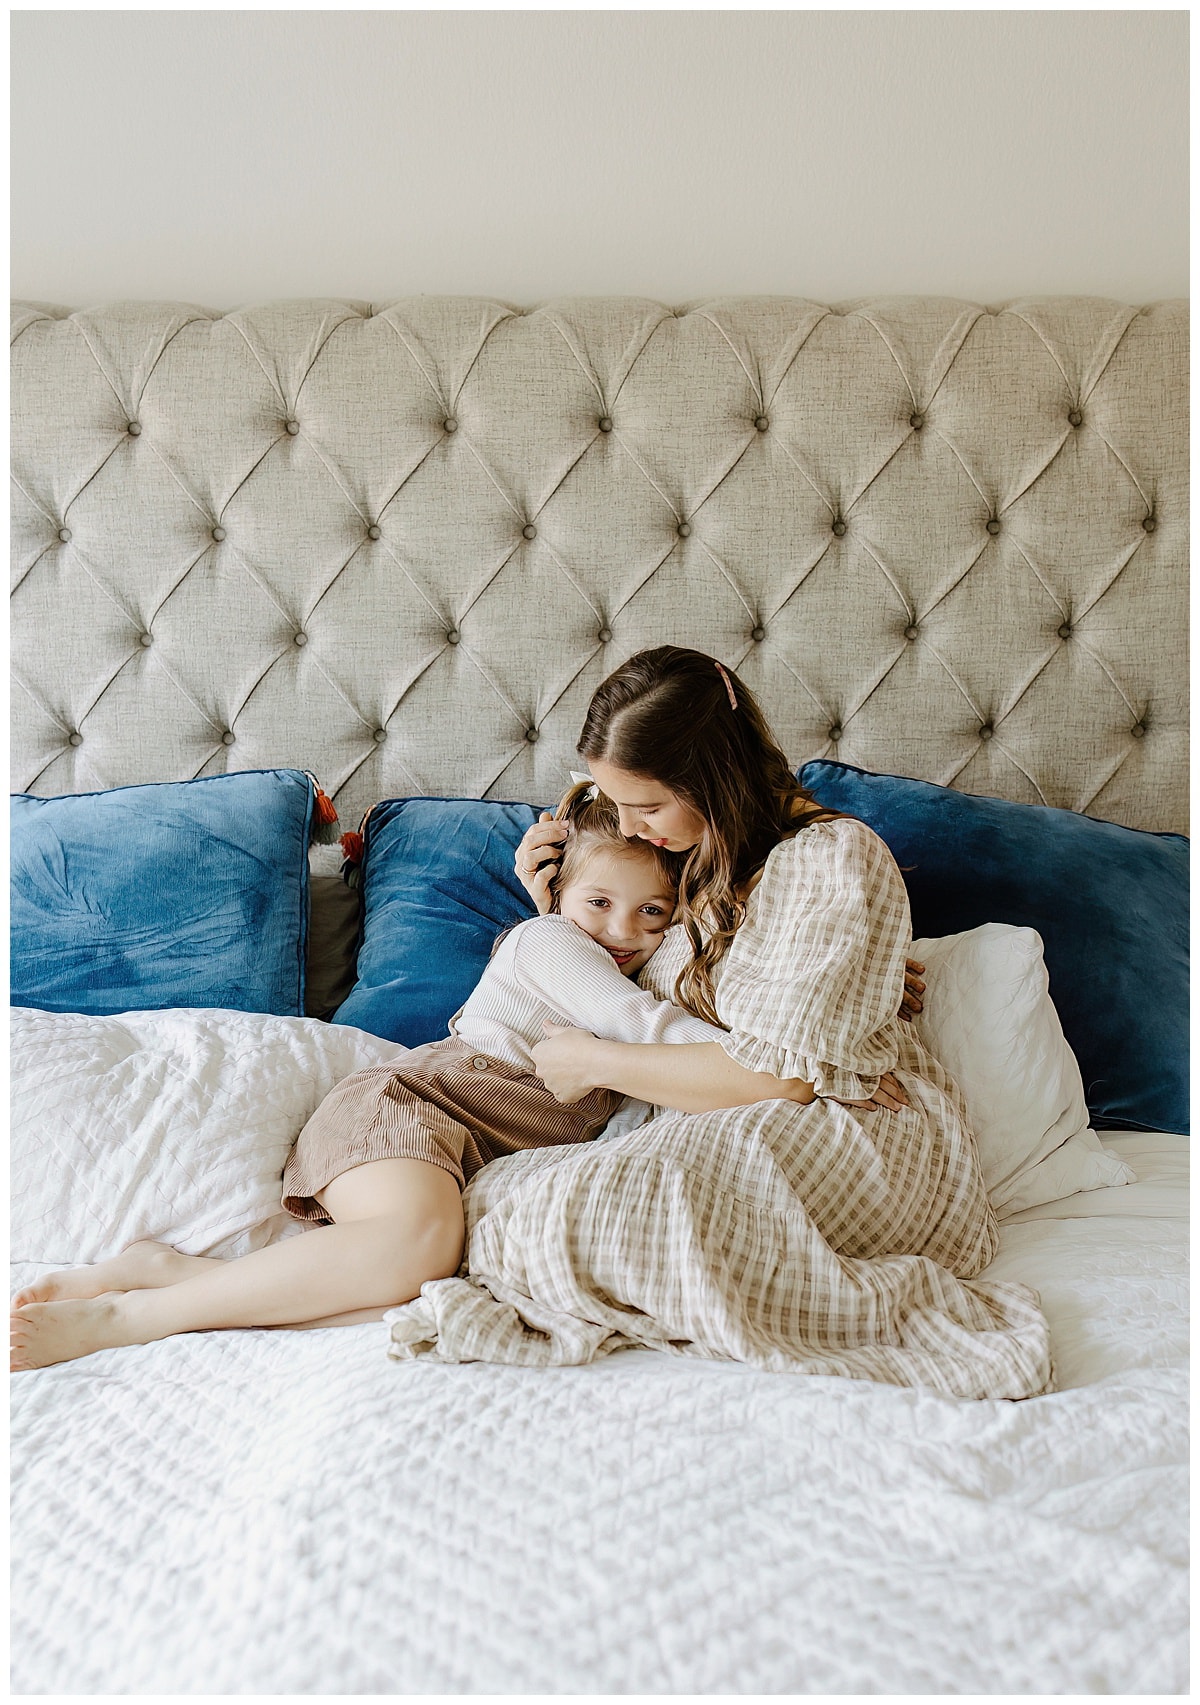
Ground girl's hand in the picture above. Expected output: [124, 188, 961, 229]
[825, 1071, 910, 1112]
[899, 960, 926, 1022]
[514, 812, 568, 916]
[531, 1022, 603, 1103]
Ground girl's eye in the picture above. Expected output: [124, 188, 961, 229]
[641, 906, 665, 917]
[587, 898, 609, 909]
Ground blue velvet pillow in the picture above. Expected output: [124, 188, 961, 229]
[11, 769, 314, 1017]
[333, 797, 540, 1046]
[798, 760, 1188, 1135]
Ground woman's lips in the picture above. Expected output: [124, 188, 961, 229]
[606, 948, 637, 965]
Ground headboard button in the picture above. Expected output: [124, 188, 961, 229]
[828, 724, 843, 741]
[443, 417, 458, 433]
[909, 413, 924, 430]
[367, 524, 382, 540]
[285, 419, 300, 435]
[597, 626, 612, 643]
[598, 416, 613, 433]
[1142, 516, 1157, 533]
[751, 626, 766, 642]
[58, 527, 72, 543]
[221, 730, 235, 746]
[446, 628, 460, 645]
[525, 727, 539, 743]
[139, 632, 153, 647]
[1068, 410, 1083, 427]
[373, 728, 388, 743]
[832, 519, 847, 537]
[904, 624, 919, 641]
[986, 518, 1001, 535]
[1057, 623, 1072, 640]
[68, 731, 82, 747]
[677, 522, 692, 538]
[523, 524, 537, 540]
[211, 526, 226, 542]
[127, 421, 142, 436]
[979, 723, 994, 740]
[754, 416, 770, 431]
[1131, 721, 1147, 738]
[294, 632, 308, 646]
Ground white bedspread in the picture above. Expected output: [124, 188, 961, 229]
[10, 1130, 1187, 1695]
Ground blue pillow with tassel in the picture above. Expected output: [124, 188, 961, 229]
[11, 769, 333, 1017]
[333, 797, 541, 1046]
[798, 760, 1189, 1135]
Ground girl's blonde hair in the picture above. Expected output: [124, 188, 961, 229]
[548, 778, 682, 908]
[577, 646, 840, 1026]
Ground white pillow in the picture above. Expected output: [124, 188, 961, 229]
[10, 1007, 405, 1265]
[912, 924, 1134, 1217]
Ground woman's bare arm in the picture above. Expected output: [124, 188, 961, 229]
[532, 1029, 910, 1114]
[533, 1031, 814, 1112]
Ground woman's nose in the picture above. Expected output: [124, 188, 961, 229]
[616, 807, 643, 837]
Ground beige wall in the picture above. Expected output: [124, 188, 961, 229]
[11, 9, 1188, 307]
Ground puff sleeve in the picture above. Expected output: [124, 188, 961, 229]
[716, 819, 910, 1100]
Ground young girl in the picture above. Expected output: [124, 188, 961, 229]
[11, 782, 807, 1371]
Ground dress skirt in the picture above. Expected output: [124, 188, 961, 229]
[282, 1036, 620, 1221]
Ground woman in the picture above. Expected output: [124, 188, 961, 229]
[387, 646, 1051, 1399]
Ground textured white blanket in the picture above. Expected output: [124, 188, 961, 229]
[10, 1133, 1187, 1695]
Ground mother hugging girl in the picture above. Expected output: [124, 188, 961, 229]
[12, 646, 1051, 1399]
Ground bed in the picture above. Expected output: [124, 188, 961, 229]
[10, 294, 1188, 1693]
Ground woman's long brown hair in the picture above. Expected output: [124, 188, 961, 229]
[577, 646, 835, 1026]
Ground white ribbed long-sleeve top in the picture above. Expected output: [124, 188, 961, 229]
[451, 914, 721, 1071]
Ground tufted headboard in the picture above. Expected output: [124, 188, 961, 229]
[11, 295, 1188, 834]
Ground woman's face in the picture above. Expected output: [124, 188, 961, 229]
[587, 759, 708, 853]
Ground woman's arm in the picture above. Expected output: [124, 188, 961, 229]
[533, 1030, 815, 1112]
[533, 1028, 911, 1115]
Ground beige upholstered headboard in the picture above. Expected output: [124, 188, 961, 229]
[10, 295, 1188, 834]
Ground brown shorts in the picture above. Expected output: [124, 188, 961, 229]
[282, 1035, 620, 1222]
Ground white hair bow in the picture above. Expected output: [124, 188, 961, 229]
[570, 769, 599, 801]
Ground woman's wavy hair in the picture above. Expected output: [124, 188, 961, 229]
[547, 778, 682, 909]
[577, 646, 836, 1025]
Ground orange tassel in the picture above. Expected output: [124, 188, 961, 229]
[340, 830, 364, 864]
[303, 773, 340, 844]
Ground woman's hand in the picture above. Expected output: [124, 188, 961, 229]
[899, 960, 926, 1022]
[825, 1070, 910, 1113]
[531, 1022, 603, 1103]
[514, 812, 569, 915]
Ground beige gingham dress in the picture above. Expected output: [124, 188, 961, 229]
[388, 820, 1053, 1400]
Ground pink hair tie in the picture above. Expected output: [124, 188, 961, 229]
[715, 661, 738, 710]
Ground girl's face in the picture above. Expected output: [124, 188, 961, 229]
[556, 845, 676, 976]
[586, 760, 708, 854]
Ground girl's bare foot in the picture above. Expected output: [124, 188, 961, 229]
[10, 1294, 153, 1371]
[11, 1241, 213, 1308]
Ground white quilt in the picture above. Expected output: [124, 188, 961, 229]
[10, 997, 1189, 1695]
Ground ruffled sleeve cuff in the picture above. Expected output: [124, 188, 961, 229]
[720, 1030, 880, 1101]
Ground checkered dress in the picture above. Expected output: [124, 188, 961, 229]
[388, 820, 1053, 1400]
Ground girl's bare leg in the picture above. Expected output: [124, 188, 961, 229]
[10, 1158, 463, 1371]
[12, 1241, 220, 1308]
